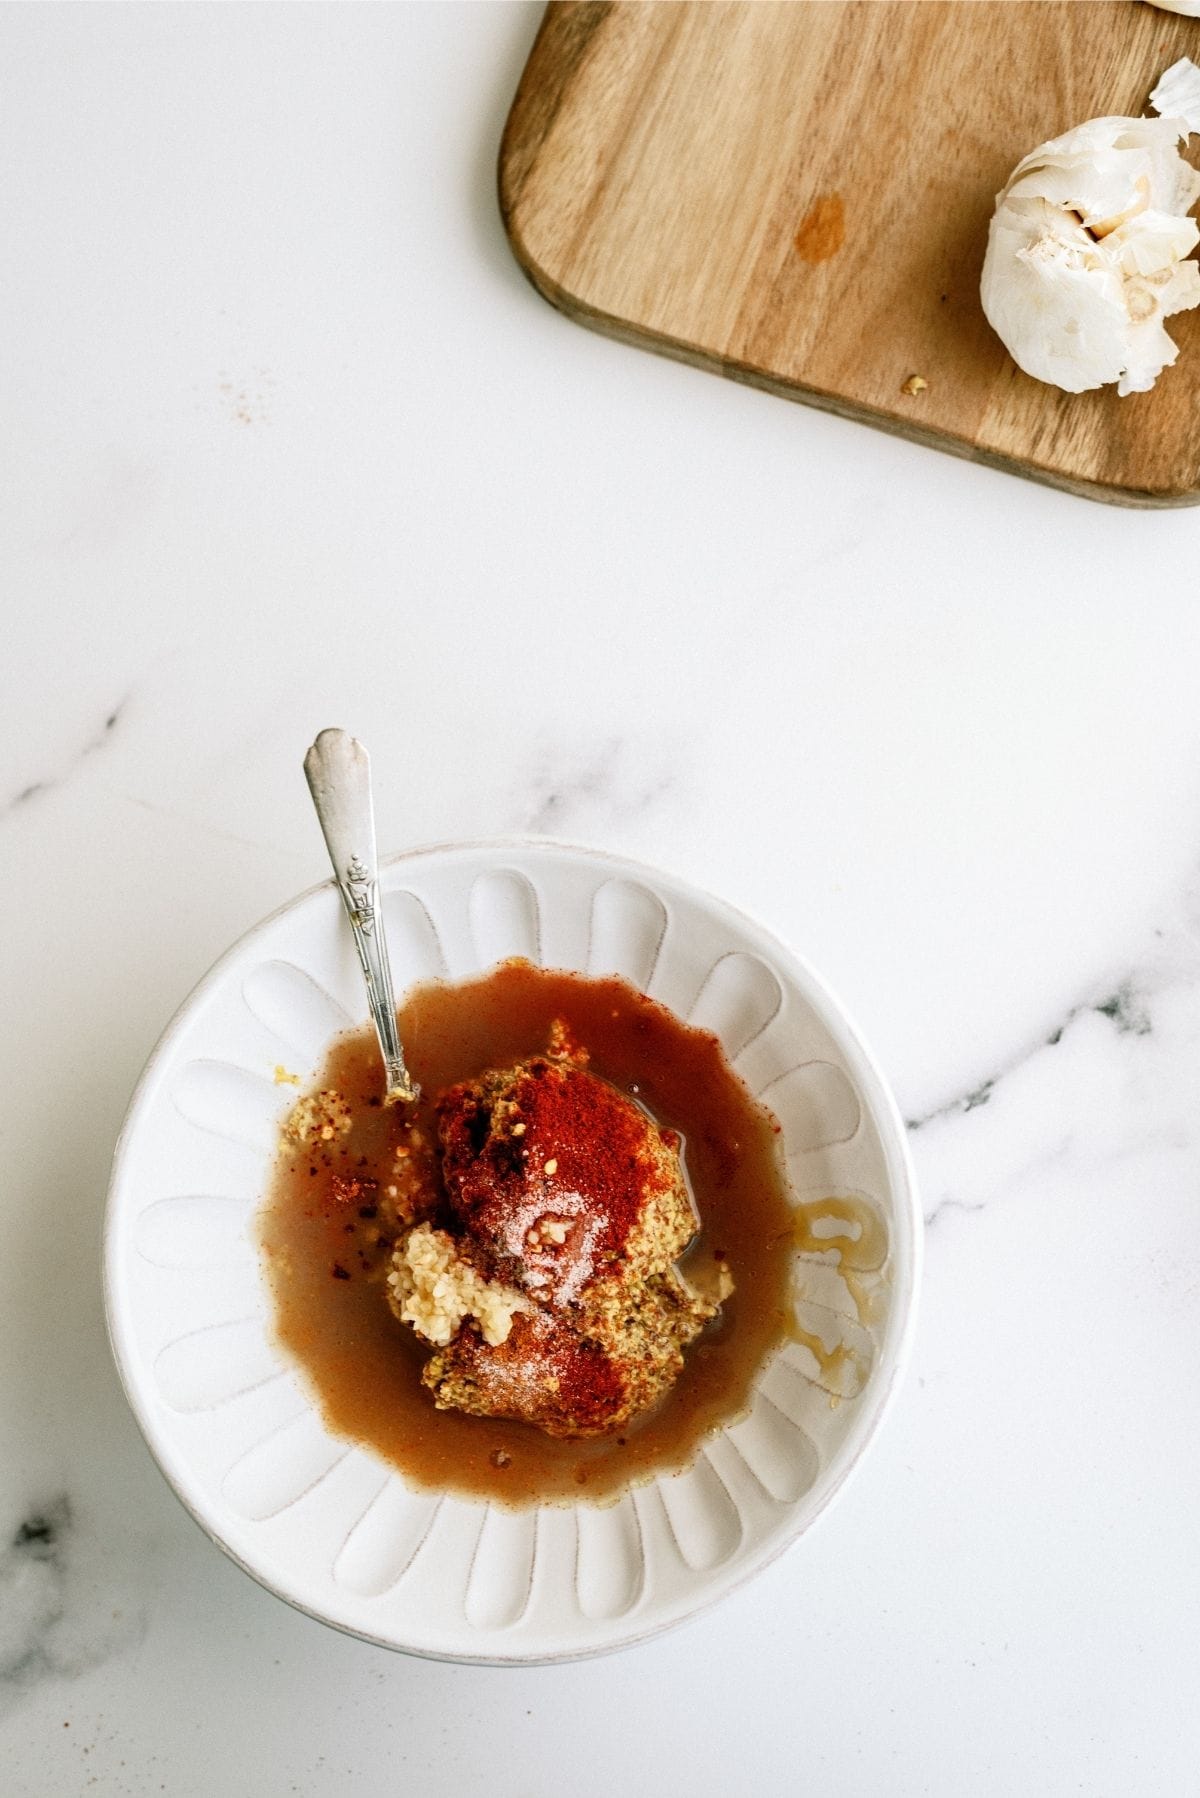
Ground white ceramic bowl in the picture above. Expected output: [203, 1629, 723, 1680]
[104, 841, 920, 1663]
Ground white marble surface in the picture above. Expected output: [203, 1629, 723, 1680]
[3, 3, 1200, 1791]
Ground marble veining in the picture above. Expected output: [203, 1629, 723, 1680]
[0, 1499, 140, 1714]
[509, 738, 676, 837]
[1, 698, 127, 815]
[910, 917, 1194, 1230]
[119, 790, 278, 856]
[907, 971, 1155, 1138]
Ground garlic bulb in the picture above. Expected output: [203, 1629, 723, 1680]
[1144, 1, 1200, 16]
[980, 114, 1200, 394]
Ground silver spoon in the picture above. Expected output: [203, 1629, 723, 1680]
[303, 727, 419, 1104]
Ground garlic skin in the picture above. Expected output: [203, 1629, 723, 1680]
[1144, 1, 1200, 16]
[1151, 57, 1200, 132]
[980, 116, 1200, 395]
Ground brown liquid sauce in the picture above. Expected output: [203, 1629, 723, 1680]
[257, 960, 796, 1508]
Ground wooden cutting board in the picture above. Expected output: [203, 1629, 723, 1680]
[500, 0, 1200, 506]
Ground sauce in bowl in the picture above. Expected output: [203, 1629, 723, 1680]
[257, 960, 797, 1507]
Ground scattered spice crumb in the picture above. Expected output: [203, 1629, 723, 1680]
[490, 1448, 512, 1469]
[274, 1065, 302, 1086]
[543, 1157, 558, 1175]
[901, 373, 928, 395]
[331, 1262, 350, 1280]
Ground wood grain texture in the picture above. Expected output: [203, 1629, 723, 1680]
[500, 1, 1200, 506]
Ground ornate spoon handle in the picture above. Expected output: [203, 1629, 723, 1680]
[303, 728, 418, 1103]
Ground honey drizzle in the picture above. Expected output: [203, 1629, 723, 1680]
[790, 1194, 886, 1272]
[785, 1194, 888, 1392]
